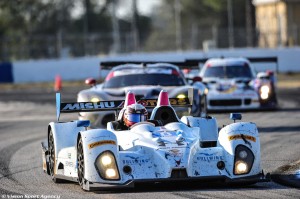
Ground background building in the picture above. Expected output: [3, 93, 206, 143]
[253, 0, 300, 48]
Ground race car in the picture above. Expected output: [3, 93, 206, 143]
[199, 57, 277, 111]
[78, 62, 207, 128]
[41, 90, 269, 191]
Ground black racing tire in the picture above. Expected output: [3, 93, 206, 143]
[48, 130, 63, 183]
[77, 136, 85, 189]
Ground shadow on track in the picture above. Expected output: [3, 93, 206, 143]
[91, 181, 285, 194]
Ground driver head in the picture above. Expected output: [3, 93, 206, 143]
[123, 103, 148, 127]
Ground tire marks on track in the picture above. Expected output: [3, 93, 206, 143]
[0, 136, 43, 182]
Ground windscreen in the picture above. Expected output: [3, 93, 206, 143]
[103, 74, 185, 88]
[203, 65, 253, 79]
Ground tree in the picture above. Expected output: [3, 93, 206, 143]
[145, 0, 255, 50]
[145, 0, 224, 51]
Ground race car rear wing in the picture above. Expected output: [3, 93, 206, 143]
[100, 56, 278, 71]
[184, 56, 279, 72]
[100, 60, 200, 70]
[56, 88, 193, 121]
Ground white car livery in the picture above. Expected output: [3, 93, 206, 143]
[199, 57, 277, 111]
[41, 90, 269, 191]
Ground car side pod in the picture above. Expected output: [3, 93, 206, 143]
[230, 113, 242, 123]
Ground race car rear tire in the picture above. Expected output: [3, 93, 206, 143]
[48, 130, 63, 183]
[77, 137, 85, 189]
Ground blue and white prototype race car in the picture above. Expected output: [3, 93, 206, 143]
[41, 90, 269, 191]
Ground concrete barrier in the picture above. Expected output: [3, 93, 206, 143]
[8, 47, 300, 84]
[12, 57, 100, 83]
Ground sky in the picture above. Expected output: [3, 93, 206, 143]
[71, 0, 161, 19]
[118, 0, 161, 17]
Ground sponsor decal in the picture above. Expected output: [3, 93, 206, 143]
[228, 134, 256, 142]
[62, 102, 116, 111]
[88, 140, 116, 149]
[158, 131, 177, 137]
[165, 149, 183, 158]
[65, 161, 74, 167]
[197, 153, 224, 162]
[123, 156, 150, 165]
[61, 98, 189, 112]
[152, 127, 177, 137]
[169, 149, 180, 155]
[165, 149, 184, 166]
[137, 98, 188, 107]
[170, 98, 188, 105]
[217, 84, 236, 93]
[175, 158, 182, 166]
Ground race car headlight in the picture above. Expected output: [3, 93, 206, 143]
[95, 151, 120, 180]
[234, 145, 254, 175]
[91, 97, 100, 103]
[260, 85, 270, 100]
[177, 94, 186, 99]
[235, 161, 248, 173]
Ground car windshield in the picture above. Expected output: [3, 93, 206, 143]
[103, 74, 186, 88]
[203, 65, 253, 79]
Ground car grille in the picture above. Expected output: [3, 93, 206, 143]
[210, 99, 242, 106]
[171, 169, 188, 178]
[244, 98, 252, 105]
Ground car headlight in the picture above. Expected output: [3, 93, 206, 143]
[204, 88, 209, 95]
[234, 145, 254, 175]
[91, 97, 100, 103]
[177, 94, 186, 99]
[235, 161, 248, 173]
[95, 151, 120, 180]
[260, 85, 270, 100]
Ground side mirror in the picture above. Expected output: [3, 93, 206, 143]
[182, 69, 191, 74]
[85, 78, 97, 87]
[266, 70, 274, 76]
[192, 76, 202, 82]
[230, 113, 242, 123]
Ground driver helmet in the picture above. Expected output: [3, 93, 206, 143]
[123, 103, 148, 127]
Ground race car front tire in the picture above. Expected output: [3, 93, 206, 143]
[77, 136, 86, 189]
[48, 130, 63, 183]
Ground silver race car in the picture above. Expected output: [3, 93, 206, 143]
[199, 57, 277, 111]
[78, 62, 207, 128]
[41, 90, 269, 191]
